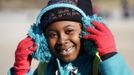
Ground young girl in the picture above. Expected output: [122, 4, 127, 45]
[8, 0, 132, 75]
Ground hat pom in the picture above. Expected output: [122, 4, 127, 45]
[48, 0, 78, 6]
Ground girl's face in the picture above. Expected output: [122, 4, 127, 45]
[46, 21, 82, 62]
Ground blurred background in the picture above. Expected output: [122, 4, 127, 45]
[0, 0, 134, 75]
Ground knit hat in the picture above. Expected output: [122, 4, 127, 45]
[47, 0, 93, 15]
[28, 0, 104, 62]
[40, 8, 82, 30]
[40, 0, 94, 31]
[40, 0, 82, 31]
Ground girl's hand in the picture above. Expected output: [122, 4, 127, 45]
[83, 20, 117, 56]
[14, 36, 37, 75]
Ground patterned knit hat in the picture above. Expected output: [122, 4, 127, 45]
[40, 0, 82, 31]
[40, 8, 82, 30]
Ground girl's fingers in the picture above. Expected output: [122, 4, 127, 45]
[91, 20, 109, 32]
[19, 36, 33, 46]
[17, 36, 37, 52]
[24, 40, 35, 49]
[83, 34, 97, 41]
[85, 26, 101, 35]
[28, 44, 37, 52]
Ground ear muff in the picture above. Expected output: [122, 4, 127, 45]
[28, 3, 104, 62]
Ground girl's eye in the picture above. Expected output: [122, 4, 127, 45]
[47, 32, 57, 38]
[66, 29, 75, 34]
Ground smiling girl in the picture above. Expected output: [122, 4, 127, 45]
[8, 0, 132, 75]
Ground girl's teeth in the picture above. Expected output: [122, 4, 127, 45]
[61, 46, 73, 55]
[67, 47, 72, 51]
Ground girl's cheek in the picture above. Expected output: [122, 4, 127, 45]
[48, 39, 57, 49]
[70, 33, 81, 41]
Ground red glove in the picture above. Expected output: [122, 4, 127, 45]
[14, 36, 37, 75]
[83, 20, 117, 56]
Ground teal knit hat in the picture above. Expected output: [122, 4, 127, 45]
[28, 0, 104, 62]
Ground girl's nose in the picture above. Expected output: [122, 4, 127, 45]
[57, 33, 68, 45]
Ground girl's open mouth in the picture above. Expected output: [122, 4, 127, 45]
[60, 46, 74, 56]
